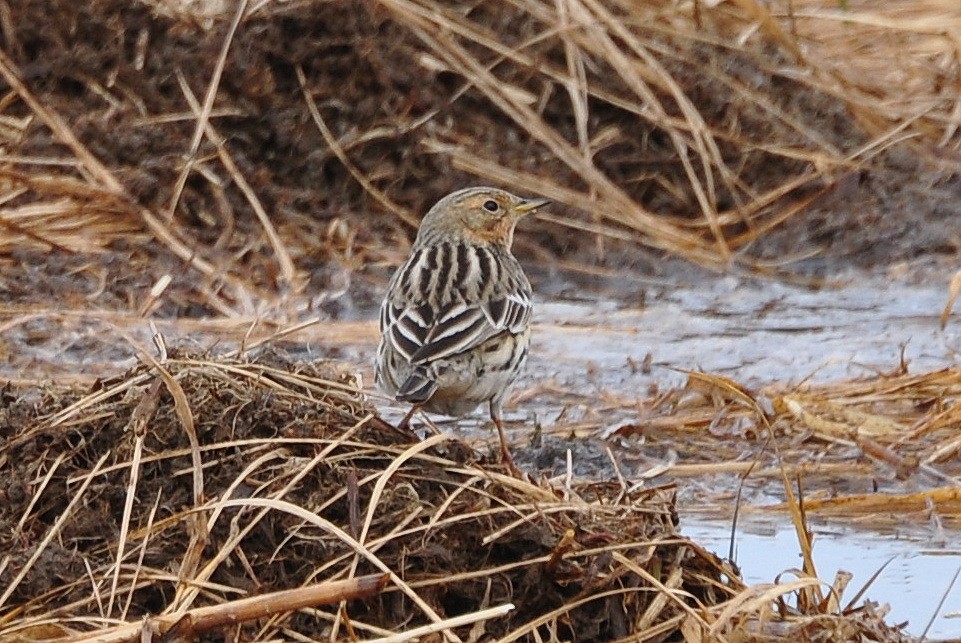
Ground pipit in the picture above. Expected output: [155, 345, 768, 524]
[376, 186, 549, 469]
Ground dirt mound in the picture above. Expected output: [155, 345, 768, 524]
[0, 352, 913, 641]
[0, 351, 703, 640]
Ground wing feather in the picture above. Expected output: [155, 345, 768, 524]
[380, 242, 532, 367]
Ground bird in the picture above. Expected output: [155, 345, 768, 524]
[376, 186, 549, 470]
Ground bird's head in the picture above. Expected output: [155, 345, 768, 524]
[416, 187, 550, 248]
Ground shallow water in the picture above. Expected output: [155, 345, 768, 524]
[529, 271, 958, 394]
[683, 516, 961, 639]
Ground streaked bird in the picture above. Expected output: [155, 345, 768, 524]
[376, 186, 549, 469]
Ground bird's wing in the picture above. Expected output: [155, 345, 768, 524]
[381, 291, 531, 366]
[380, 242, 533, 366]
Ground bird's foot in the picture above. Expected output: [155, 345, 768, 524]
[500, 443, 525, 479]
[494, 417, 525, 479]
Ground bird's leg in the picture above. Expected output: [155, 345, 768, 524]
[490, 401, 522, 477]
[397, 404, 420, 431]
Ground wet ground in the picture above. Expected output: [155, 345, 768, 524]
[373, 264, 960, 438]
[363, 266, 961, 639]
[532, 269, 961, 639]
[3, 265, 961, 637]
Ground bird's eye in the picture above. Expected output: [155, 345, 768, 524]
[483, 200, 499, 212]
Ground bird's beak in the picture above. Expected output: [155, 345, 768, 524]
[513, 197, 551, 215]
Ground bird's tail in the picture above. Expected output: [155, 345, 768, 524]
[396, 366, 438, 404]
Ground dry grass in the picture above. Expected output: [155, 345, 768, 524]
[1, 1, 957, 640]
[1, 0, 960, 312]
[0, 351, 914, 642]
[609, 365, 961, 529]
[784, 0, 961, 147]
